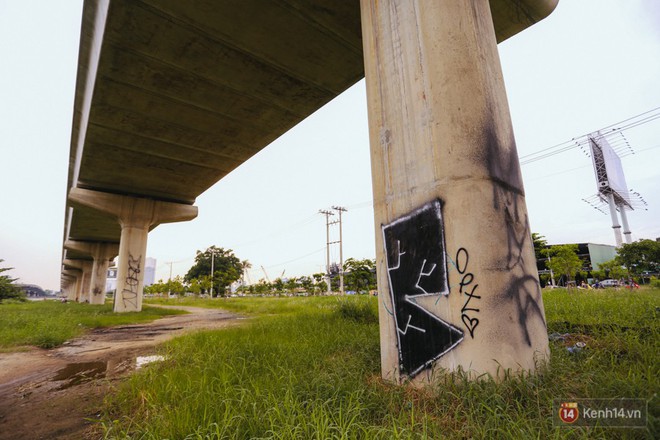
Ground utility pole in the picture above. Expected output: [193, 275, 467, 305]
[166, 261, 173, 295]
[319, 209, 334, 294]
[332, 206, 347, 295]
[210, 250, 216, 297]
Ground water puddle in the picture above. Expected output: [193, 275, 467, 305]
[51, 361, 107, 390]
[50, 355, 167, 390]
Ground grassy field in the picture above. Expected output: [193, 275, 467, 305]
[0, 300, 184, 350]
[98, 289, 658, 439]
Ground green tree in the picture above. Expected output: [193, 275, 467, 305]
[298, 276, 313, 293]
[532, 233, 548, 263]
[615, 239, 660, 280]
[166, 276, 186, 296]
[343, 258, 376, 293]
[0, 260, 24, 301]
[184, 246, 244, 297]
[272, 277, 285, 293]
[285, 277, 298, 293]
[545, 244, 583, 285]
[595, 259, 627, 280]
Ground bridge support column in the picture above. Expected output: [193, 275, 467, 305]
[65, 241, 119, 305]
[80, 261, 93, 302]
[62, 269, 82, 301]
[360, 0, 548, 383]
[68, 188, 197, 312]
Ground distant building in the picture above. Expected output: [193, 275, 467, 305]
[144, 257, 157, 286]
[105, 257, 156, 293]
[17, 284, 47, 297]
[583, 243, 617, 271]
[536, 242, 617, 286]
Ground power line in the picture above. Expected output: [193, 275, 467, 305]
[519, 106, 660, 165]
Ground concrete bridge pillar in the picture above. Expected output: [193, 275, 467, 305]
[65, 241, 119, 305]
[360, 0, 549, 383]
[80, 261, 93, 303]
[62, 269, 82, 301]
[68, 187, 197, 312]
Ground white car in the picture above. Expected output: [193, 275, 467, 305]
[597, 279, 619, 288]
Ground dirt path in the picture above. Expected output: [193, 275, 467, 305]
[0, 305, 243, 440]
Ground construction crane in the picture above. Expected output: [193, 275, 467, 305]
[260, 265, 270, 283]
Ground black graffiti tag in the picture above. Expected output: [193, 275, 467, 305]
[456, 248, 480, 338]
[122, 254, 141, 309]
[383, 200, 464, 378]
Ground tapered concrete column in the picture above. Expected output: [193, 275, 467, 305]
[361, 0, 549, 383]
[69, 187, 197, 312]
[80, 261, 93, 302]
[65, 241, 119, 304]
[62, 269, 82, 301]
[64, 259, 93, 302]
[61, 274, 77, 300]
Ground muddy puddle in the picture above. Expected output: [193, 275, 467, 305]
[49, 355, 166, 391]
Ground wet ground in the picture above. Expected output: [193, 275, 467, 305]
[0, 306, 241, 440]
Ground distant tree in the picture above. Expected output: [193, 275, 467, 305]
[615, 239, 660, 280]
[595, 259, 627, 280]
[285, 277, 298, 293]
[272, 277, 285, 293]
[0, 260, 25, 301]
[166, 276, 186, 296]
[532, 233, 548, 262]
[343, 258, 377, 293]
[185, 246, 244, 297]
[312, 273, 326, 294]
[545, 244, 583, 285]
[298, 276, 313, 293]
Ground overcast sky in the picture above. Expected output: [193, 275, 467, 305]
[1, 0, 658, 291]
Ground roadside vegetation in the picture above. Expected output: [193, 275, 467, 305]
[101, 288, 658, 439]
[0, 301, 184, 350]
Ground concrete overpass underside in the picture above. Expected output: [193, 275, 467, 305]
[62, 0, 557, 381]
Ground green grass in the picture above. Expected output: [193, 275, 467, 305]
[102, 290, 658, 439]
[0, 300, 185, 350]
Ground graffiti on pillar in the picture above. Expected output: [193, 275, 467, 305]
[93, 287, 102, 296]
[484, 124, 546, 346]
[382, 199, 463, 378]
[455, 247, 480, 338]
[122, 254, 141, 309]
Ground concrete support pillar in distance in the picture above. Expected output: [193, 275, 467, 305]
[65, 240, 119, 304]
[360, 0, 549, 384]
[80, 261, 93, 303]
[62, 269, 82, 301]
[64, 259, 91, 302]
[69, 187, 197, 312]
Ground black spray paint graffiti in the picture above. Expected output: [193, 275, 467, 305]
[383, 200, 463, 378]
[455, 248, 480, 338]
[483, 121, 546, 346]
[122, 254, 141, 309]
